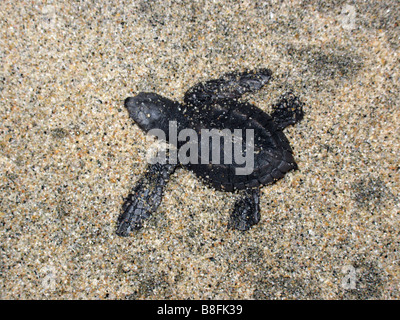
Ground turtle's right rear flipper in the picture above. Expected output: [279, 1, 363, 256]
[116, 163, 177, 237]
[271, 92, 304, 130]
[184, 69, 272, 106]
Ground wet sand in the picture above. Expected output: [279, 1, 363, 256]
[1, 0, 399, 299]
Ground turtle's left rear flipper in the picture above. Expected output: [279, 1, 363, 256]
[228, 188, 261, 231]
[116, 162, 177, 237]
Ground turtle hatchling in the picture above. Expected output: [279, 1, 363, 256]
[116, 69, 304, 236]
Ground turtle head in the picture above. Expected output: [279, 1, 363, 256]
[124, 92, 175, 133]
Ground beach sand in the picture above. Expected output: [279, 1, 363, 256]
[1, 0, 399, 299]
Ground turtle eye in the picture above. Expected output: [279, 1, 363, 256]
[136, 110, 149, 124]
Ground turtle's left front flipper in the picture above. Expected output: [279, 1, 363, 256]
[116, 162, 177, 237]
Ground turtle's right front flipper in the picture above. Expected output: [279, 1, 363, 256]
[116, 162, 177, 237]
[184, 69, 272, 106]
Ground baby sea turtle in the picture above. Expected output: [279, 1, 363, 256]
[116, 69, 304, 236]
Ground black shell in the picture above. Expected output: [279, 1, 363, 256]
[182, 99, 297, 191]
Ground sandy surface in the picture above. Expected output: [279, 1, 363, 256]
[1, 0, 399, 299]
